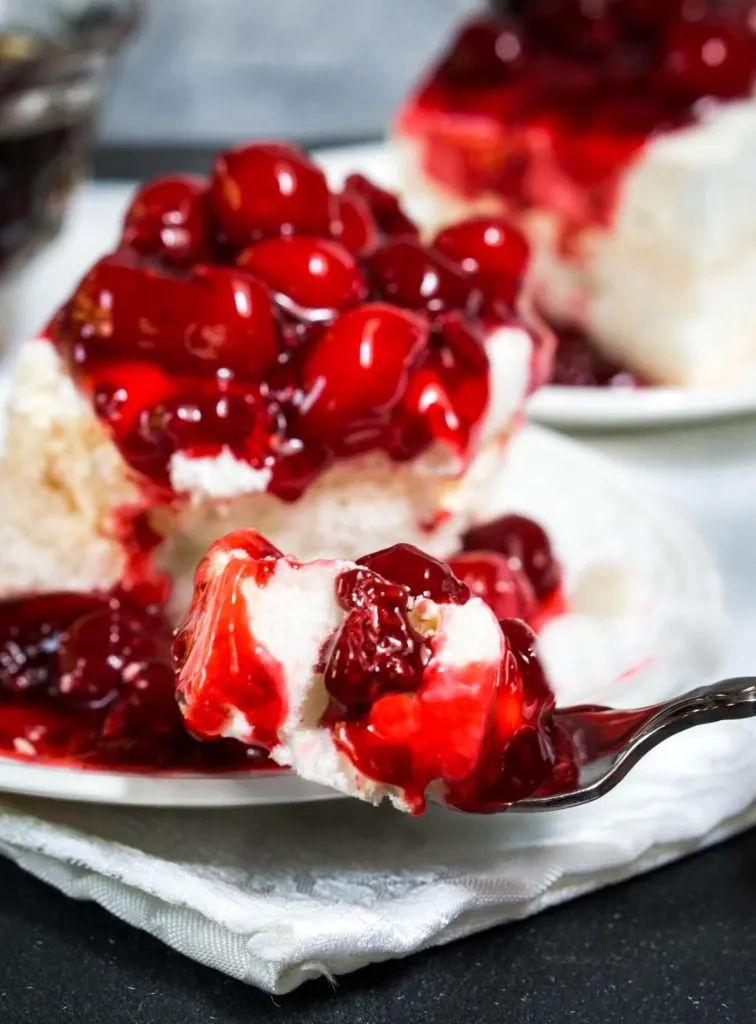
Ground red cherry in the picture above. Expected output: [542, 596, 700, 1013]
[325, 566, 425, 713]
[237, 236, 367, 318]
[122, 175, 213, 265]
[396, 313, 490, 459]
[515, 0, 620, 58]
[462, 514, 561, 601]
[447, 552, 537, 623]
[342, 174, 419, 241]
[664, 17, 754, 99]
[62, 253, 279, 380]
[136, 386, 281, 467]
[433, 216, 530, 303]
[301, 303, 430, 436]
[366, 239, 481, 316]
[437, 15, 526, 84]
[210, 142, 332, 245]
[357, 543, 470, 604]
[330, 191, 380, 256]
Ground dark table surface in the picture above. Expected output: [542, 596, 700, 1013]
[2, 142, 755, 1023]
[1, 831, 755, 1024]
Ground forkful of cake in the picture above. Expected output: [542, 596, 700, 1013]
[174, 529, 755, 815]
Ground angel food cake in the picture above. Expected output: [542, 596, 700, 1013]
[0, 141, 561, 772]
[397, 0, 756, 386]
[0, 142, 552, 610]
[175, 529, 575, 813]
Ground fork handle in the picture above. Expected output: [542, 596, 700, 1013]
[643, 676, 756, 738]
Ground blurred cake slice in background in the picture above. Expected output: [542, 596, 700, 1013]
[396, 0, 756, 387]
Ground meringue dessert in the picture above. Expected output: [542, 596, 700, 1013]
[175, 528, 575, 813]
[0, 142, 551, 613]
[0, 141, 561, 772]
[396, 1, 756, 387]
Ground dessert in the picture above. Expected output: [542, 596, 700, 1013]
[0, 142, 551, 614]
[175, 527, 574, 813]
[396, 1, 756, 387]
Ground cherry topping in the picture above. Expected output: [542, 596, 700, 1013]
[122, 175, 213, 266]
[324, 566, 424, 714]
[51, 150, 534, 508]
[462, 514, 561, 601]
[237, 236, 367, 318]
[342, 174, 419, 241]
[397, 312, 490, 458]
[436, 15, 526, 84]
[330, 191, 380, 257]
[433, 217, 530, 306]
[61, 253, 279, 379]
[357, 543, 470, 604]
[366, 238, 481, 316]
[210, 142, 332, 245]
[664, 16, 754, 100]
[322, 560, 575, 814]
[301, 303, 430, 439]
[400, 5, 756, 257]
[447, 551, 536, 622]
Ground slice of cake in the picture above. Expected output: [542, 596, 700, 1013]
[175, 530, 576, 813]
[397, 2, 756, 386]
[0, 142, 551, 612]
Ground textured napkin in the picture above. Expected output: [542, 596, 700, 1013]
[1, 716, 755, 994]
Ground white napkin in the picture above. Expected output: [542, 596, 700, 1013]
[0, 716, 755, 994]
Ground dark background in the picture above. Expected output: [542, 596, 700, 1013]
[2, 829, 755, 1023]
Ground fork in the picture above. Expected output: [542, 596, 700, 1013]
[511, 677, 756, 812]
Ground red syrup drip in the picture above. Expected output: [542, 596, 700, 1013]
[173, 531, 289, 750]
[0, 586, 268, 773]
[47, 146, 539, 510]
[398, 4, 756, 237]
[322, 549, 577, 814]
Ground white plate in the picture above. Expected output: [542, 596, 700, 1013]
[0, 424, 723, 805]
[8, 143, 756, 428]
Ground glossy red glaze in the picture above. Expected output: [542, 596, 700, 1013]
[0, 588, 263, 771]
[122, 175, 214, 266]
[174, 532, 288, 750]
[210, 142, 332, 244]
[49, 144, 536, 508]
[237, 236, 368, 316]
[324, 561, 577, 813]
[462, 513, 562, 602]
[447, 550, 537, 623]
[398, 5, 756, 234]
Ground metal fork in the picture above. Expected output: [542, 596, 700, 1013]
[512, 677, 756, 812]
